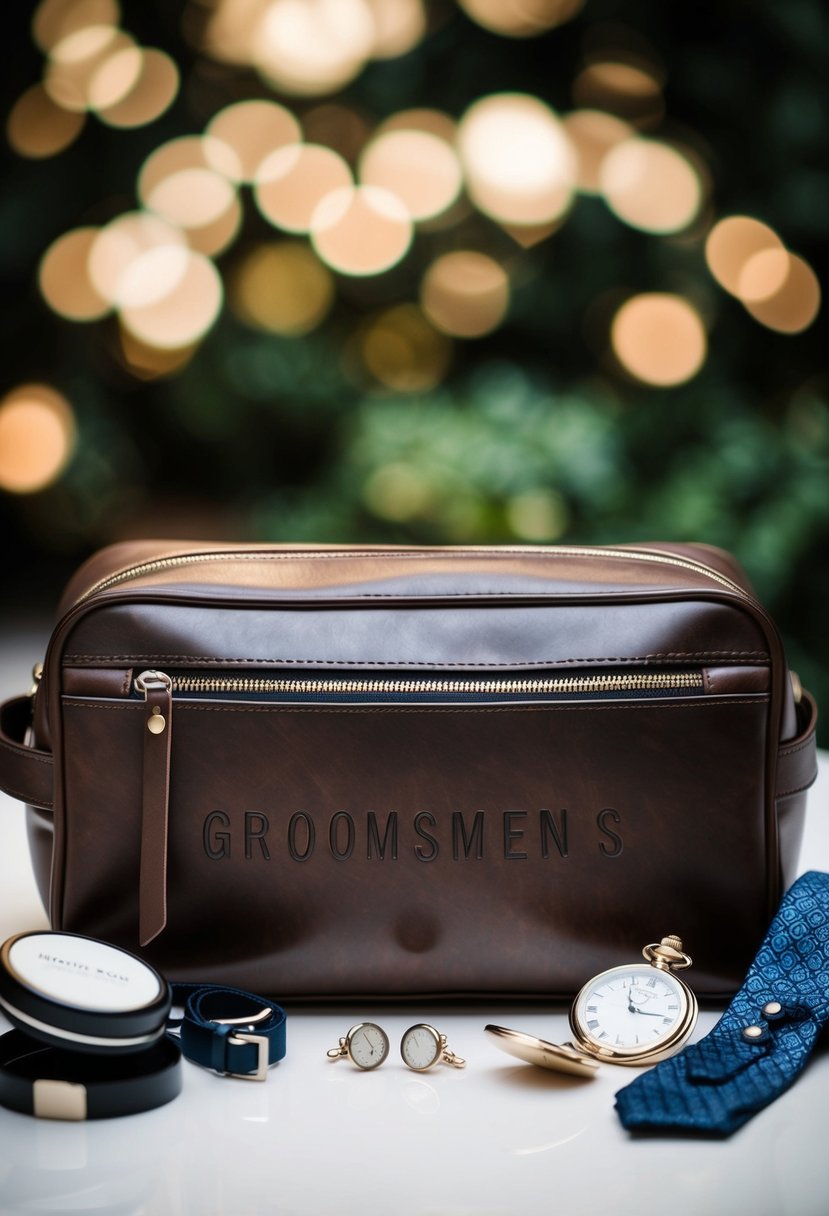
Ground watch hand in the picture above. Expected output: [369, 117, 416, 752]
[631, 1008, 665, 1017]
[626, 983, 638, 1015]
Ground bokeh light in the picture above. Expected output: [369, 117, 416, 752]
[33, 0, 120, 53]
[95, 48, 179, 128]
[600, 138, 702, 233]
[421, 252, 510, 338]
[86, 42, 143, 110]
[138, 136, 238, 202]
[573, 60, 664, 125]
[506, 489, 569, 540]
[39, 227, 110, 320]
[145, 167, 237, 232]
[118, 330, 196, 380]
[205, 100, 302, 182]
[254, 0, 376, 96]
[255, 144, 353, 233]
[361, 305, 452, 391]
[45, 25, 134, 112]
[0, 384, 76, 494]
[362, 462, 435, 522]
[378, 108, 456, 143]
[704, 216, 784, 297]
[231, 242, 335, 335]
[611, 294, 707, 386]
[562, 109, 633, 194]
[119, 247, 224, 349]
[311, 185, 413, 276]
[368, 0, 427, 58]
[88, 212, 186, 306]
[359, 129, 463, 222]
[742, 255, 821, 334]
[457, 93, 576, 227]
[738, 248, 792, 303]
[458, 0, 584, 38]
[6, 84, 85, 158]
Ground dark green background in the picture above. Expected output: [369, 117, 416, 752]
[1, 1, 827, 737]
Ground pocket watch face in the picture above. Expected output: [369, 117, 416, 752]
[570, 963, 691, 1059]
[348, 1023, 389, 1070]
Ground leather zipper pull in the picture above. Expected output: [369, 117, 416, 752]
[136, 671, 173, 946]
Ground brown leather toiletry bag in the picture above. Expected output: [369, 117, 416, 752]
[0, 542, 818, 1000]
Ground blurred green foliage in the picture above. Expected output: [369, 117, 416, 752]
[0, 1, 827, 737]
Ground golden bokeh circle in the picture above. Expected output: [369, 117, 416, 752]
[359, 129, 462, 222]
[743, 255, 821, 334]
[119, 247, 224, 349]
[0, 384, 76, 494]
[310, 185, 413, 276]
[611, 294, 707, 386]
[458, 0, 584, 38]
[96, 48, 179, 128]
[33, 0, 120, 53]
[88, 212, 186, 306]
[7, 84, 85, 158]
[39, 227, 110, 321]
[562, 109, 633, 194]
[255, 144, 353, 233]
[361, 304, 452, 391]
[254, 0, 376, 97]
[231, 242, 335, 336]
[421, 251, 509, 337]
[600, 138, 701, 233]
[457, 93, 576, 227]
[704, 216, 784, 298]
[205, 100, 302, 183]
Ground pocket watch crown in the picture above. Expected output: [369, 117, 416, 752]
[661, 935, 684, 952]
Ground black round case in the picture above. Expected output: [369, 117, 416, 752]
[0, 930, 172, 1055]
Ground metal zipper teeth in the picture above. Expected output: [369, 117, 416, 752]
[75, 546, 749, 604]
[166, 673, 705, 696]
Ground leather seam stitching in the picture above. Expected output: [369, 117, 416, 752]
[62, 651, 771, 666]
[0, 739, 53, 767]
[777, 779, 817, 798]
[779, 736, 815, 758]
[1, 784, 53, 808]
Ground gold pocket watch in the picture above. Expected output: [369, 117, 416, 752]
[486, 935, 698, 1076]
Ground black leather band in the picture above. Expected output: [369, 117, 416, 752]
[0, 1029, 182, 1120]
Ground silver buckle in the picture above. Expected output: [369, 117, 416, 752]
[227, 1032, 269, 1081]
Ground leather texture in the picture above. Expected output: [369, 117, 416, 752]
[615, 870, 829, 1135]
[171, 983, 286, 1077]
[0, 542, 819, 1000]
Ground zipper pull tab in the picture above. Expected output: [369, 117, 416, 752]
[135, 671, 173, 946]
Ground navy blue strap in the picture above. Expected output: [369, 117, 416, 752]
[169, 984, 286, 1081]
[615, 871, 829, 1135]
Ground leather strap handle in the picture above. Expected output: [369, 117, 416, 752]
[0, 684, 820, 816]
[776, 690, 819, 799]
[0, 696, 53, 811]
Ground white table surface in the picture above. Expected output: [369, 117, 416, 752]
[0, 624, 827, 1216]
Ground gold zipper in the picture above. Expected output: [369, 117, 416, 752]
[138, 671, 705, 697]
[77, 545, 749, 604]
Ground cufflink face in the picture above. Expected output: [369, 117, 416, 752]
[327, 1023, 389, 1069]
[400, 1024, 466, 1071]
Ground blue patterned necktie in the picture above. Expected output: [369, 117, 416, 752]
[615, 870, 829, 1135]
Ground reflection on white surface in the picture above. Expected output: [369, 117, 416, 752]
[0, 626, 828, 1214]
[511, 1126, 586, 1155]
[402, 1077, 439, 1114]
